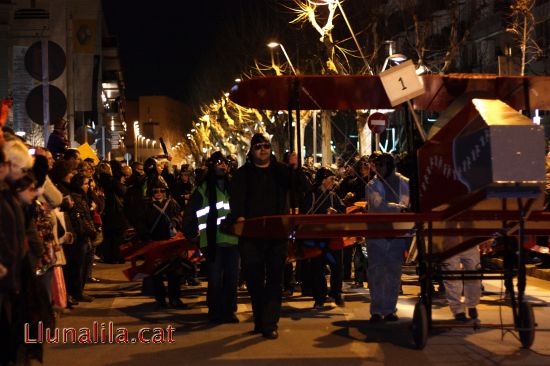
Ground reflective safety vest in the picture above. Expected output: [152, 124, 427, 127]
[196, 184, 238, 248]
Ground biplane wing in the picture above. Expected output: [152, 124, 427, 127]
[230, 74, 392, 110]
[230, 74, 550, 111]
[122, 233, 202, 281]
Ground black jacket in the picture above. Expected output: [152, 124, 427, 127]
[145, 198, 182, 241]
[303, 186, 346, 215]
[99, 173, 128, 230]
[0, 181, 27, 293]
[230, 157, 292, 219]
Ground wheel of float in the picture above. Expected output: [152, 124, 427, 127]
[518, 302, 535, 349]
[412, 302, 428, 349]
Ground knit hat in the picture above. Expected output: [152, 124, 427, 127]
[207, 151, 227, 166]
[249, 133, 269, 148]
[315, 167, 335, 185]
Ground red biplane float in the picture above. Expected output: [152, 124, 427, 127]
[121, 232, 202, 281]
[229, 73, 550, 349]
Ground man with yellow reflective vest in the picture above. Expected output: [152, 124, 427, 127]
[183, 151, 240, 323]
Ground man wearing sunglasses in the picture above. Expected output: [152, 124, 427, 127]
[230, 133, 294, 340]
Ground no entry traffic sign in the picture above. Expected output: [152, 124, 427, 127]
[367, 112, 388, 134]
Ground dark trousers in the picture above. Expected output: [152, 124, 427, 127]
[311, 247, 343, 302]
[101, 228, 124, 263]
[240, 239, 287, 333]
[296, 259, 312, 295]
[283, 262, 295, 291]
[152, 269, 181, 304]
[0, 293, 19, 365]
[207, 245, 240, 320]
[63, 239, 90, 299]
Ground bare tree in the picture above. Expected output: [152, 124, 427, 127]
[507, 0, 545, 76]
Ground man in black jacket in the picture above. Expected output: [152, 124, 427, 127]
[230, 133, 291, 340]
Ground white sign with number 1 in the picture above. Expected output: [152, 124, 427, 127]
[379, 60, 425, 107]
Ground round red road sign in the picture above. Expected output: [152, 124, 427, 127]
[367, 112, 388, 134]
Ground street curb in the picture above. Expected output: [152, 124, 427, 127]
[488, 258, 550, 281]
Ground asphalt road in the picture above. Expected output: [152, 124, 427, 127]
[43, 263, 550, 366]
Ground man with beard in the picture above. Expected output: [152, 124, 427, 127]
[230, 133, 293, 339]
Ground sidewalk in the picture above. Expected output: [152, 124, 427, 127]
[527, 265, 550, 281]
[487, 258, 550, 281]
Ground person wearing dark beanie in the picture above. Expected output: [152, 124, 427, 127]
[230, 133, 293, 340]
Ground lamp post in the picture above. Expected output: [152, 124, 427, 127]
[138, 135, 145, 162]
[133, 121, 139, 162]
[381, 53, 407, 72]
[267, 42, 297, 75]
[268, 41, 301, 164]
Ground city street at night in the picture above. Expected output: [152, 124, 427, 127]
[2, 1, 550, 365]
[44, 263, 550, 366]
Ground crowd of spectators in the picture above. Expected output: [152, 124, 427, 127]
[1, 121, 549, 360]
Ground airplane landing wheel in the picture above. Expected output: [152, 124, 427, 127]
[518, 302, 535, 349]
[412, 302, 428, 349]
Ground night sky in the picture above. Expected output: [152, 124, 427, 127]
[102, 0, 300, 112]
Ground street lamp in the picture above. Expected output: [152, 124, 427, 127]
[133, 121, 140, 162]
[267, 42, 297, 75]
[381, 40, 407, 72]
[381, 53, 407, 72]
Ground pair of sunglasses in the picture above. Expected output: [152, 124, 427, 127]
[253, 142, 271, 151]
[152, 188, 166, 193]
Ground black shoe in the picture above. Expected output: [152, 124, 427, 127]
[384, 313, 399, 322]
[251, 325, 263, 334]
[536, 262, 550, 269]
[87, 277, 101, 283]
[67, 296, 79, 306]
[454, 312, 467, 321]
[222, 314, 240, 323]
[370, 314, 383, 323]
[154, 301, 168, 311]
[282, 288, 294, 297]
[313, 301, 325, 310]
[334, 296, 345, 307]
[467, 307, 478, 319]
[208, 316, 222, 324]
[262, 330, 278, 340]
[187, 277, 201, 286]
[76, 294, 94, 302]
[301, 289, 312, 297]
[169, 299, 187, 309]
